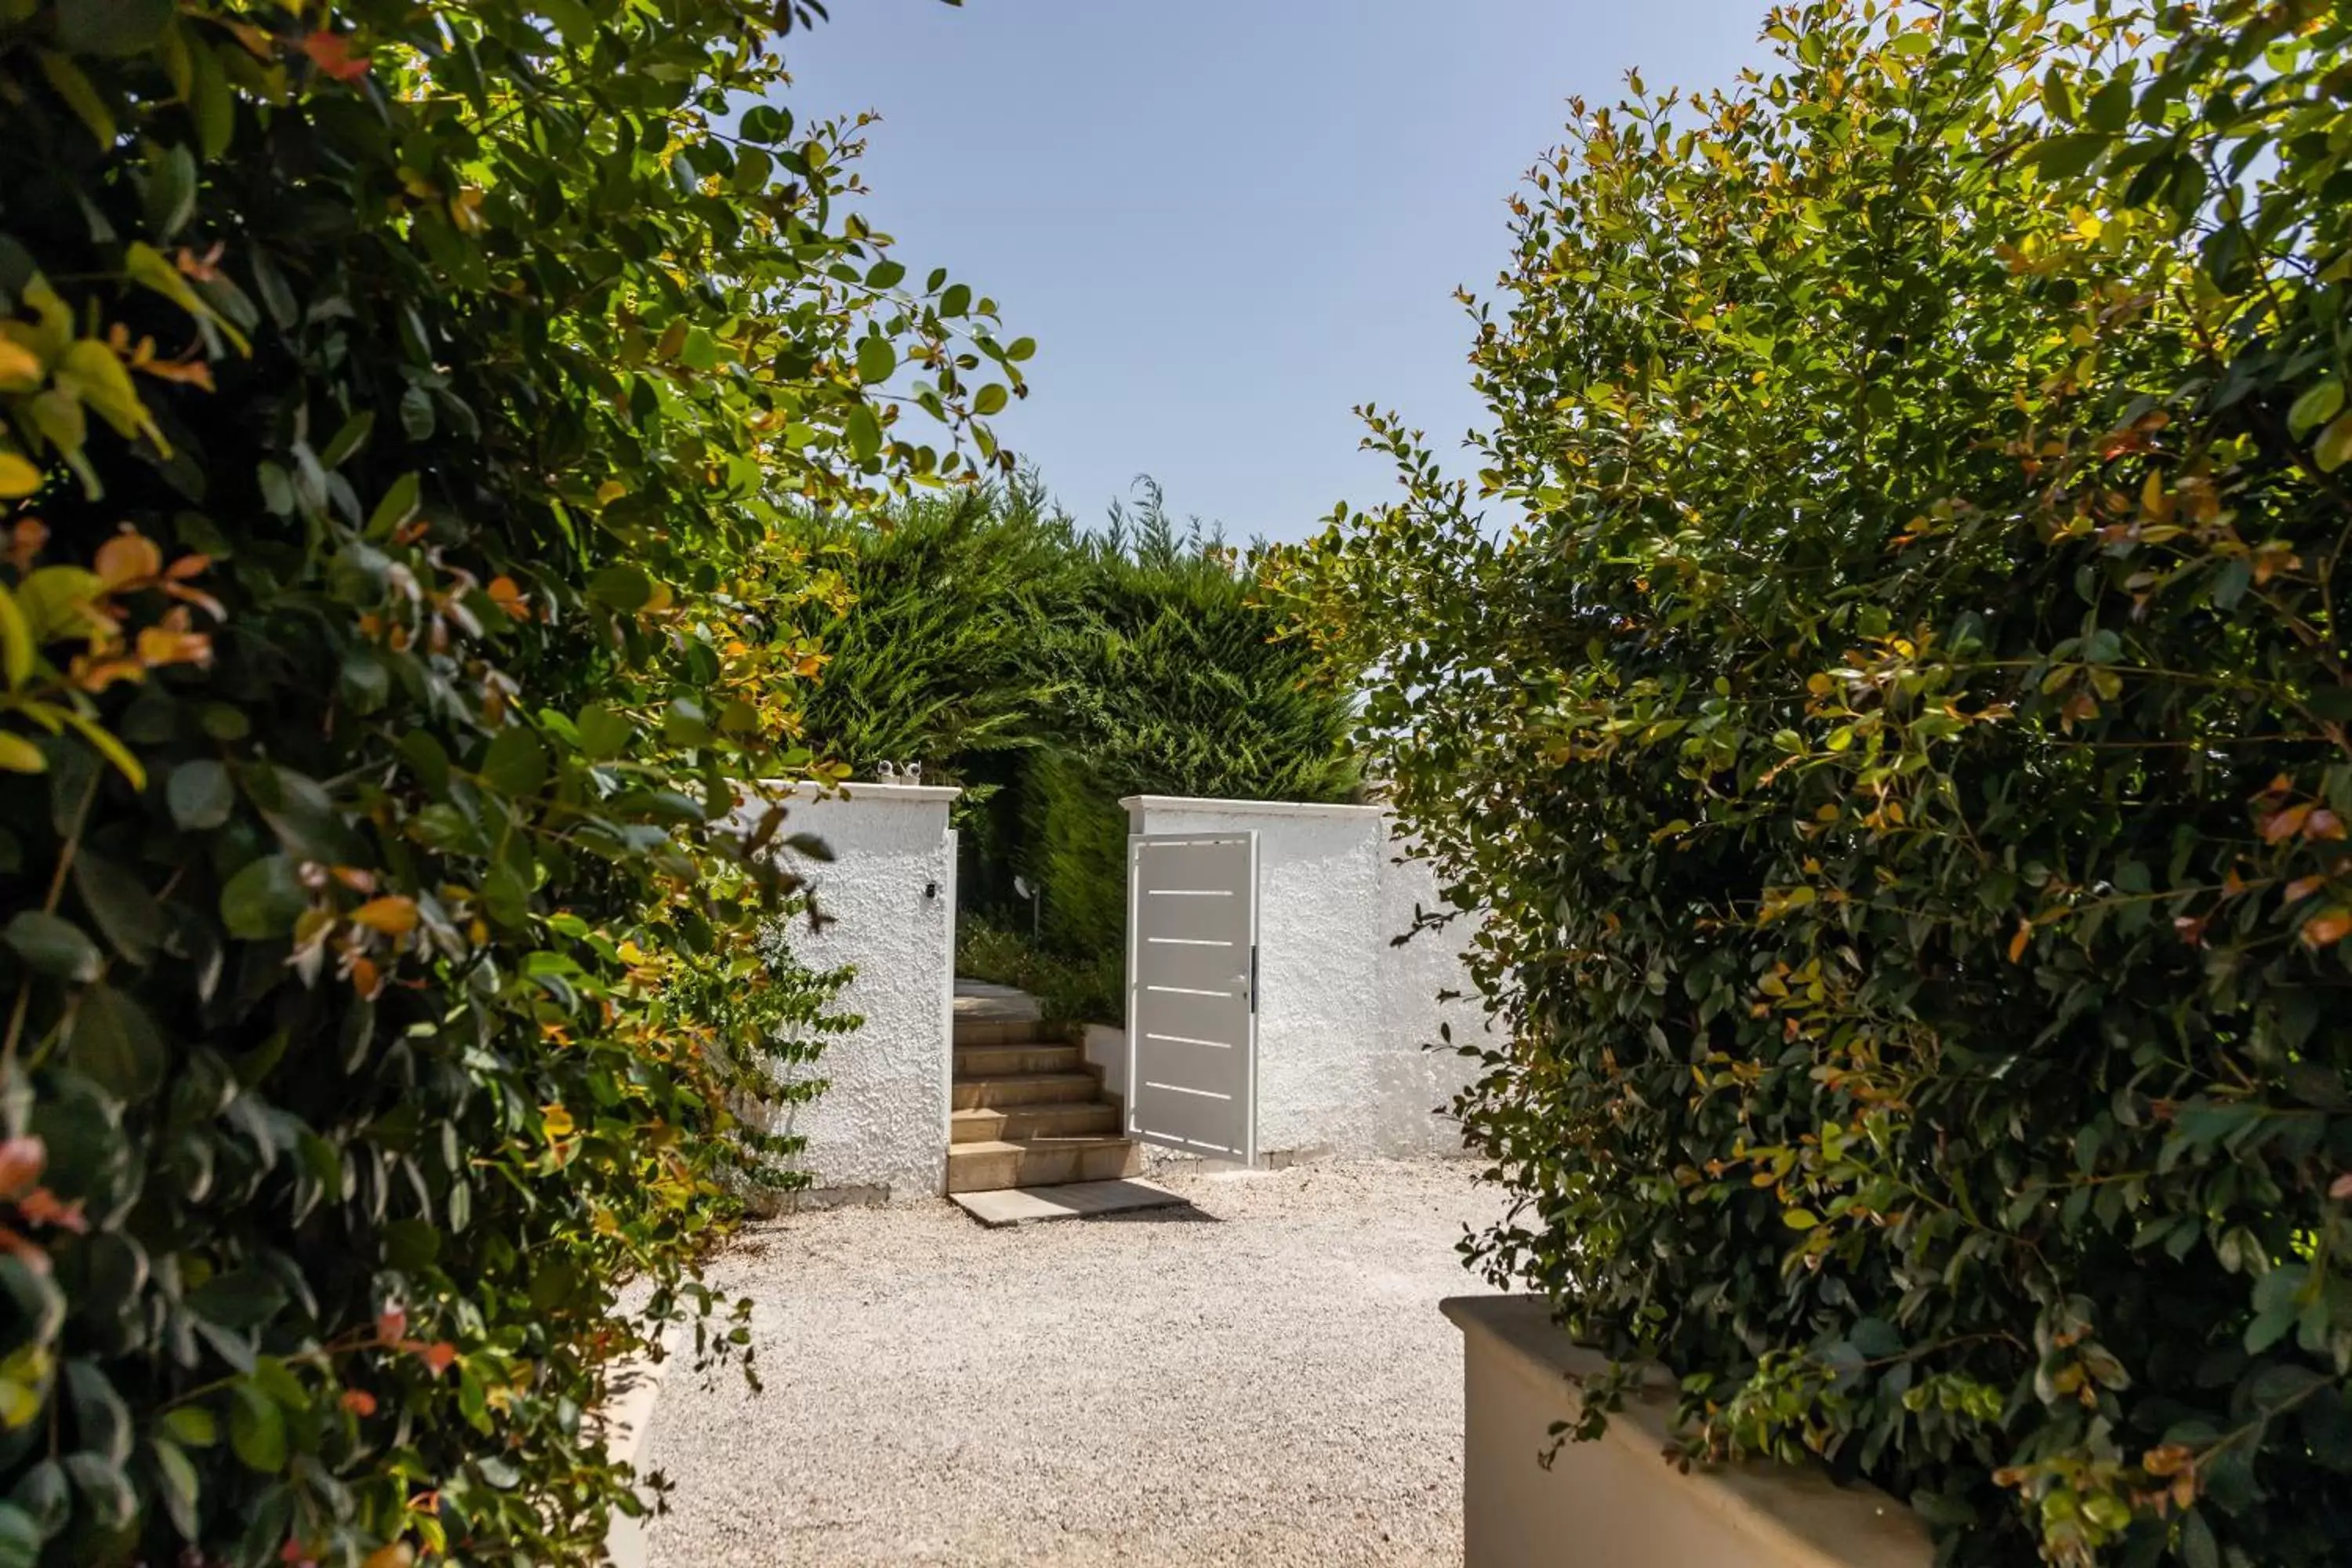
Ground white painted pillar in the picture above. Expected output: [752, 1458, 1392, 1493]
[750, 782, 960, 1202]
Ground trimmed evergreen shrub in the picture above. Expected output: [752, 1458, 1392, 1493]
[791, 483, 1363, 1014]
[1014, 488, 1363, 978]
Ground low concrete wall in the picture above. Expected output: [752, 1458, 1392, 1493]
[1083, 1022, 1127, 1108]
[1444, 1297, 1933, 1568]
[598, 1325, 675, 1568]
[748, 782, 958, 1203]
[1122, 795, 1483, 1160]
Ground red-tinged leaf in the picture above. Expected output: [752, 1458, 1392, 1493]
[301, 31, 372, 82]
[2307, 809, 2346, 841]
[339, 1388, 378, 1417]
[16, 1189, 85, 1232]
[375, 1307, 406, 1345]
[0, 1138, 43, 1200]
[2261, 801, 2314, 844]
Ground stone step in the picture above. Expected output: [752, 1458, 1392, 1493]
[952, 1018, 1062, 1049]
[953, 981, 1043, 1050]
[945, 1136, 1145, 1194]
[954, 1043, 1084, 1079]
[952, 1072, 1099, 1110]
[952, 1102, 1120, 1144]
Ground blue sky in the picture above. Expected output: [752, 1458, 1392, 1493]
[782, 1, 1773, 543]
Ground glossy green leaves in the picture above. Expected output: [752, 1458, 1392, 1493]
[1269, 3, 2352, 1563]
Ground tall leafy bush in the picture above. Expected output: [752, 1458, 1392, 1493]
[1268, 2, 2352, 1563]
[0, 2, 1017, 1564]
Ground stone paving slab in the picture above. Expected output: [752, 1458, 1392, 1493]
[952, 977, 1040, 1024]
[948, 1177, 1188, 1227]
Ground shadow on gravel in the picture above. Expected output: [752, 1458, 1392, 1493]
[1095, 1206, 1222, 1225]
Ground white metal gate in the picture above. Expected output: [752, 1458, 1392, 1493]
[1125, 831, 1259, 1163]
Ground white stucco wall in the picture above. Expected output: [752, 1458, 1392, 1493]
[746, 782, 957, 1203]
[1122, 795, 1483, 1160]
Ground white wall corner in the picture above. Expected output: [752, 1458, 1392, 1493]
[746, 782, 960, 1202]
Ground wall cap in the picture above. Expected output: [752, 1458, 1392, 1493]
[1443, 1294, 1932, 1568]
[1121, 793, 1386, 820]
[764, 780, 964, 804]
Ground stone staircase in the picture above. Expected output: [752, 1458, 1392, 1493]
[949, 982, 1142, 1194]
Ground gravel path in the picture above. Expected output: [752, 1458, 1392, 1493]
[639, 1158, 1506, 1568]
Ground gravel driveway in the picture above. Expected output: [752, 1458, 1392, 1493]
[638, 1158, 1506, 1568]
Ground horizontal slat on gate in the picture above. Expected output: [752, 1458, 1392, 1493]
[1134, 987, 1245, 1051]
[1131, 1079, 1243, 1156]
[1134, 838, 1250, 890]
[1138, 940, 1244, 993]
[1136, 887, 1242, 944]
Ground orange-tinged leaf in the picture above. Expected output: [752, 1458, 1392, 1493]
[2286, 876, 2325, 904]
[136, 625, 212, 668]
[2308, 809, 2347, 842]
[350, 895, 419, 935]
[2009, 920, 2032, 963]
[360, 1544, 412, 1568]
[2301, 907, 2352, 949]
[448, 187, 487, 235]
[136, 355, 216, 390]
[417, 1341, 457, 1376]
[339, 1388, 379, 1417]
[72, 655, 145, 694]
[0, 339, 42, 391]
[95, 531, 162, 589]
[2332, 1172, 2352, 1200]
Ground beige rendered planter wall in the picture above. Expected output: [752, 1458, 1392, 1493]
[1445, 1296, 1933, 1568]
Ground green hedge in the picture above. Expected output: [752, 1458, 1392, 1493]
[792, 485, 1362, 1014]
[0, 3, 1012, 1563]
[1269, 2, 2352, 1563]
[1014, 492, 1363, 990]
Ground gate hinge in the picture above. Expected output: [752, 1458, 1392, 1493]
[1248, 944, 1259, 1014]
